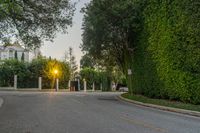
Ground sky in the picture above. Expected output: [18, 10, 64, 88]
[41, 0, 91, 69]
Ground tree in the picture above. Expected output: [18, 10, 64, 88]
[81, 0, 142, 94]
[68, 47, 78, 80]
[0, 0, 75, 49]
[80, 54, 95, 69]
[111, 66, 126, 86]
[80, 67, 97, 83]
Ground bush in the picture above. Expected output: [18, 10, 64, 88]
[80, 68, 114, 91]
[0, 58, 70, 89]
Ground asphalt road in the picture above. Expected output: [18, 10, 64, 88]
[0, 91, 200, 133]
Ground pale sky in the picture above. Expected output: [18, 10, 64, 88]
[41, 0, 91, 69]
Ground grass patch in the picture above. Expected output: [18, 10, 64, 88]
[122, 93, 200, 112]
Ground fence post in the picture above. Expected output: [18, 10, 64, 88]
[14, 75, 17, 90]
[38, 77, 42, 90]
[68, 80, 71, 91]
[56, 78, 59, 91]
[84, 80, 87, 92]
[92, 82, 95, 91]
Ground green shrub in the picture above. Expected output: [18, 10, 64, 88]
[0, 58, 70, 89]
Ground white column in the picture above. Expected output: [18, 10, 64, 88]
[68, 80, 71, 90]
[14, 75, 17, 90]
[92, 82, 95, 91]
[38, 77, 42, 90]
[100, 83, 103, 91]
[56, 78, 59, 91]
[78, 79, 80, 91]
[84, 80, 87, 92]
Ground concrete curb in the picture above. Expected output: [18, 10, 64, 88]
[118, 95, 200, 117]
[0, 97, 3, 108]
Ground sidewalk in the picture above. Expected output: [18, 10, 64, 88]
[118, 95, 200, 117]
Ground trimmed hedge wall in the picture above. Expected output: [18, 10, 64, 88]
[132, 0, 200, 104]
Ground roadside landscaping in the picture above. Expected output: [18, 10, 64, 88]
[122, 93, 200, 112]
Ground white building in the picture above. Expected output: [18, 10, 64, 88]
[0, 45, 29, 62]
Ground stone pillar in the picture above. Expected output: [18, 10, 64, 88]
[56, 78, 59, 91]
[84, 80, 87, 92]
[78, 79, 80, 91]
[68, 80, 71, 90]
[14, 75, 17, 90]
[92, 82, 95, 91]
[38, 77, 42, 90]
[100, 83, 103, 91]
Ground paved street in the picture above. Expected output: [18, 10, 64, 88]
[0, 91, 200, 133]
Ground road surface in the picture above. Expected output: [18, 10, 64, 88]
[0, 91, 199, 133]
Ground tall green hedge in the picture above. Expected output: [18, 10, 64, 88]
[132, 0, 200, 104]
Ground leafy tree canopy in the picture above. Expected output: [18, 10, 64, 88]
[0, 0, 75, 49]
[80, 54, 95, 69]
[81, 0, 143, 73]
